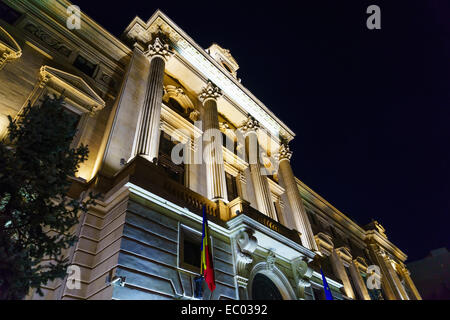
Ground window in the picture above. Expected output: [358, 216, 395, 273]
[73, 54, 97, 77]
[158, 132, 185, 185]
[179, 226, 203, 273]
[0, 1, 22, 24]
[221, 132, 236, 152]
[225, 172, 238, 201]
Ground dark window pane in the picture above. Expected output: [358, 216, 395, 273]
[73, 55, 97, 77]
[226, 172, 238, 201]
[0, 1, 21, 24]
[184, 239, 201, 268]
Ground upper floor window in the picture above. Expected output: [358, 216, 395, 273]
[179, 226, 202, 273]
[73, 54, 97, 77]
[0, 1, 21, 24]
[159, 131, 185, 185]
[225, 172, 238, 201]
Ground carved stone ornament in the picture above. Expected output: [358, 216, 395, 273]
[235, 229, 258, 275]
[276, 143, 293, 162]
[198, 80, 222, 103]
[144, 37, 175, 61]
[189, 110, 200, 122]
[266, 250, 276, 271]
[0, 26, 22, 70]
[239, 115, 260, 135]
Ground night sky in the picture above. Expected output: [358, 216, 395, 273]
[70, 0, 450, 262]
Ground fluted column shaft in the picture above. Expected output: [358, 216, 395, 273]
[136, 36, 174, 161]
[137, 56, 165, 160]
[349, 261, 371, 300]
[399, 267, 422, 300]
[330, 250, 356, 299]
[277, 148, 317, 250]
[200, 82, 227, 201]
[246, 132, 276, 219]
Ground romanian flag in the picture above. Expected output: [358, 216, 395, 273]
[201, 205, 216, 291]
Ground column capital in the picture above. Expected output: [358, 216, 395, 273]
[199, 80, 222, 104]
[276, 143, 293, 162]
[239, 115, 260, 135]
[144, 37, 175, 62]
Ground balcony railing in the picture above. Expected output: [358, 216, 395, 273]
[76, 156, 302, 246]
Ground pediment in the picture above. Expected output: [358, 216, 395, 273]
[335, 246, 353, 263]
[40, 66, 105, 113]
[315, 232, 334, 254]
[354, 256, 368, 271]
[0, 26, 22, 69]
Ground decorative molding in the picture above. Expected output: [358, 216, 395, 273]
[276, 143, 293, 162]
[235, 229, 258, 276]
[238, 115, 260, 135]
[198, 80, 222, 104]
[144, 36, 174, 62]
[38, 66, 106, 114]
[0, 26, 22, 70]
[335, 246, 353, 264]
[292, 257, 313, 298]
[23, 22, 72, 57]
[206, 43, 239, 79]
[163, 84, 195, 110]
[315, 232, 334, 255]
[353, 256, 369, 272]
[189, 109, 200, 122]
[266, 250, 276, 271]
[123, 12, 295, 141]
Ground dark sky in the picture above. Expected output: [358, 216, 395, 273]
[70, 0, 450, 262]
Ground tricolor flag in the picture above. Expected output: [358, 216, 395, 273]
[201, 205, 216, 291]
[320, 267, 334, 300]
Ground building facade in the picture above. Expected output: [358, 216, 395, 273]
[0, 0, 421, 300]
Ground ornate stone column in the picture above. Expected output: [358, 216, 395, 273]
[398, 266, 422, 300]
[239, 116, 276, 219]
[199, 81, 228, 202]
[136, 36, 174, 161]
[330, 249, 356, 299]
[349, 260, 371, 300]
[276, 143, 318, 251]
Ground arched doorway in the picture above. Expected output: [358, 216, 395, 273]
[251, 273, 283, 300]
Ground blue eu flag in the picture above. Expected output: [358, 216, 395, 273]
[320, 268, 334, 300]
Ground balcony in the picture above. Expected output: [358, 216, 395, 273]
[69, 155, 303, 247]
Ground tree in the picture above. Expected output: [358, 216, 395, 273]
[0, 95, 96, 299]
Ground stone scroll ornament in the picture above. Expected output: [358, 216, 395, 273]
[235, 229, 258, 276]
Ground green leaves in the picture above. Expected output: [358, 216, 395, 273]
[0, 95, 98, 300]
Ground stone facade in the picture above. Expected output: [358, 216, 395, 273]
[0, 0, 421, 300]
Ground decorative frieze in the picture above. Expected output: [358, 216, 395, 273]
[23, 22, 72, 57]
